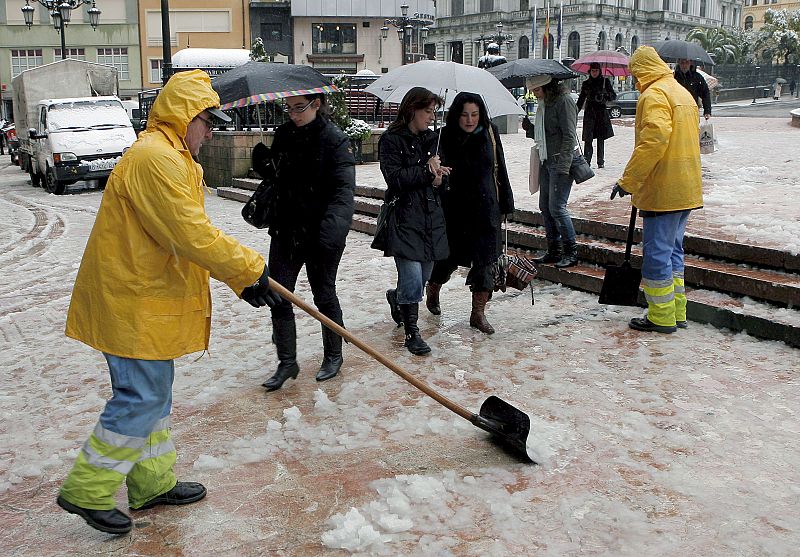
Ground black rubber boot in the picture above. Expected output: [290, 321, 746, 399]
[386, 289, 403, 327]
[316, 324, 343, 382]
[555, 241, 578, 268]
[131, 481, 207, 510]
[533, 240, 561, 264]
[57, 495, 132, 535]
[263, 317, 300, 391]
[400, 303, 431, 355]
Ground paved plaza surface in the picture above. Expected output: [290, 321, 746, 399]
[0, 116, 798, 556]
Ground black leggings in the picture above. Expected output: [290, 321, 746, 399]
[583, 138, 605, 166]
[430, 258, 494, 293]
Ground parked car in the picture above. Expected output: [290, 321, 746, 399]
[607, 91, 639, 118]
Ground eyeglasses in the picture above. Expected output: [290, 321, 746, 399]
[283, 100, 315, 114]
[195, 114, 214, 131]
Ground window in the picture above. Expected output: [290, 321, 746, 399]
[630, 35, 639, 52]
[450, 41, 463, 64]
[261, 23, 282, 42]
[744, 15, 754, 30]
[518, 35, 529, 59]
[451, 0, 464, 16]
[721, 6, 726, 24]
[682, 0, 688, 14]
[480, 0, 494, 11]
[597, 31, 607, 51]
[520, 0, 530, 10]
[700, 0, 706, 17]
[312, 23, 356, 54]
[615, 33, 624, 50]
[54, 48, 86, 60]
[146, 9, 231, 45]
[663, 0, 669, 10]
[97, 47, 129, 80]
[11, 49, 43, 77]
[568, 31, 580, 59]
[149, 59, 163, 84]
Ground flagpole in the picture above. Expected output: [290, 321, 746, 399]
[558, 2, 563, 62]
[531, 2, 537, 59]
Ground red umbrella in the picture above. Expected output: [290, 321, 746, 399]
[571, 50, 631, 77]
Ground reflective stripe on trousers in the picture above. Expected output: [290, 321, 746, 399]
[642, 277, 676, 327]
[59, 355, 177, 510]
[673, 271, 686, 322]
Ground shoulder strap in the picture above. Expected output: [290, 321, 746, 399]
[487, 126, 500, 202]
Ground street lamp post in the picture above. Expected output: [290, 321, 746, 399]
[22, 1, 101, 60]
[494, 22, 513, 56]
[752, 65, 760, 104]
[384, 4, 433, 65]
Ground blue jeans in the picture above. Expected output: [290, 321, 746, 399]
[641, 210, 690, 281]
[538, 158, 576, 243]
[99, 354, 174, 437]
[394, 257, 434, 305]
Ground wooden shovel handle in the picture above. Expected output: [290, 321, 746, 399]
[267, 278, 475, 422]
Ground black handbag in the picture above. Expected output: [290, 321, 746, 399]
[569, 130, 595, 184]
[370, 197, 396, 251]
[242, 143, 277, 229]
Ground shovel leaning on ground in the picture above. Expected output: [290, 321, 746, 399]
[266, 278, 536, 464]
[599, 205, 642, 307]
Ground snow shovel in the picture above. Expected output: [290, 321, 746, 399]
[266, 278, 536, 463]
[599, 206, 642, 306]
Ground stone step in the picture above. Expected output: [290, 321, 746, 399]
[231, 177, 261, 192]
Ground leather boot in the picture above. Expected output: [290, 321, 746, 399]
[425, 282, 442, 315]
[316, 324, 343, 382]
[386, 289, 403, 327]
[533, 240, 561, 264]
[555, 241, 578, 268]
[263, 317, 300, 391]
[57, 495, 132, 534]
[469, 291, 495, 334]
[400, 303, 431, 355]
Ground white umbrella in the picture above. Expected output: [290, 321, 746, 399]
[697, 68, 720, 89]
[365, 60, 524, 118]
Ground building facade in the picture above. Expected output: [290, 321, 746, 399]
[291, 0, 436, 74]
[250, 0, 293, 63]
[742, 0, 800, 31]
[0, 0, 141, 118]
[137, 0, 251, 89]
[431, 0, 744, 67]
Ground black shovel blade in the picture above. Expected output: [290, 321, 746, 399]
[475, 396, 535, 463]
[598, 261, 642, 307]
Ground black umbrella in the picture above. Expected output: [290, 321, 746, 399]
[651, 40, 715, 66]
[487, 58, 579, 88]
[212, 62, 338, 109]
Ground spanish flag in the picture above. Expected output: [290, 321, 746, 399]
[544, 1, 550, 55]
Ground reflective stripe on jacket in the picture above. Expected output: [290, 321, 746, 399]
[618, 47, 703, 213]
[65, 70, 264, 359]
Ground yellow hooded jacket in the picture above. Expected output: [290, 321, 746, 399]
[65, 70, 264, 360]
[618, 46, 703, 212]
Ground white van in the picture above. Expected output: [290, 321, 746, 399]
[28, 96, 136, 194]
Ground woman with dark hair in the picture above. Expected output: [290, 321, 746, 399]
[522, 75, 580, 268]
[576, 62, 616, 168]
[261, 93, 356, 390]
[378, 87, 449, 355]
[426, 92, 514, 335]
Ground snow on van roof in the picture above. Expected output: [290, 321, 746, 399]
[40, 96, 122, 105]
[171, 48, 252, 68]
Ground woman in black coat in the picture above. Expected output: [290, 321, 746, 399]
[428, 92, 514, 335]
[261, 93, 356, 391]
[576, 62, 616, 168]
[378, 87, 448, 356]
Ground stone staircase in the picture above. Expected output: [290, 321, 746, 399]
[217, 181, 800, 348]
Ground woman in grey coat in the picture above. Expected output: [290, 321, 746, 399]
[522, 75, 579, 268]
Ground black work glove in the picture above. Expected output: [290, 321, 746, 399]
[240, 265, 281, 308]
[610, 182, 629, 200]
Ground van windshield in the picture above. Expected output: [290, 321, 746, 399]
[48, 100, 131, 131]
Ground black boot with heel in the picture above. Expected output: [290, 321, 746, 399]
[263, 317, 300, 391]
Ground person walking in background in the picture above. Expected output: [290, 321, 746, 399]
[261, 92, 355, 391]
[378, 87, 449, 355]
[611, 46, 703, 334]
[790, 78, 796, 97]
[674, 58, 711, 120]
[57, 70, 281, 535]
[576, 62, 616, 169]
[428, 92, 514, 335]
[522, 75, 580, 268]
[772, 79, 783, 100]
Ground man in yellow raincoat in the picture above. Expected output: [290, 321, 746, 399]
[56, 70, 280, 535]
[611, 46, 703, 333]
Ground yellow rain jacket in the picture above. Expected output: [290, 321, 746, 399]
[618, 47, 703, 212]
[65, 70, 264, 360]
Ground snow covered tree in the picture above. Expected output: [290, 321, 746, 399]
[250, 37, 270, 62]
[756, 9, 800, 65]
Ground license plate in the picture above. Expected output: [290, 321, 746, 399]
[88, 157, 120, 172]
